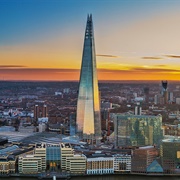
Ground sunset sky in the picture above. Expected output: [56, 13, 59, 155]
[1, 0, 180, 81]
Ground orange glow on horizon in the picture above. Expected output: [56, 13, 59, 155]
[1, 68, 180, 81]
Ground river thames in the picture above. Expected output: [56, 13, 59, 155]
[1, 175, 180, 180]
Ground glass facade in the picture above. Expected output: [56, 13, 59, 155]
[160, 139, 180, 174]
[113, 114, 163, 147]
[76, 14, 101, 143]
[46, 144, 61, 171]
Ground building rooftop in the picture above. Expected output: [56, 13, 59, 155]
[0, 145, 19, 155]
[162, 138, 180, 143]
[60, 143, 71, 148]
[84, 152, 113, 158]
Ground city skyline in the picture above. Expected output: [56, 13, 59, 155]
[1, 0, 180, 80]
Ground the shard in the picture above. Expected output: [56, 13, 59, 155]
[76, 14, 101, 144]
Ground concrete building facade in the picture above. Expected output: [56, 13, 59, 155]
[113, 154, 131, 173]
[86, 155, 114, 175]
[66, 154, 86, 174]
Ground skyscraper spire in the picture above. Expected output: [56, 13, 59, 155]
[76, 15, 101, 144]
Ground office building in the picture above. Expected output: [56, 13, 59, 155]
[60, 143, 74, 170]
[0, 155, 16, 174]
[46, 144, 61, 171]
[113, 154, 131, 173]
[160, 138, 180, 174]
[161, 80, 168, 104]
[176, 98, 180, 105]
[86, 154, 114, 175]
[113, 114, 163, 147]
[144, 87, 149, 103]
[76, 14, 101, 144]
[70, 113, 76, 136]
[131, 146, 158, 173]
[66, 154, 86, 174]
[134, 102, 142, 115]
[169, 92, 173, 102]
[34, 143, 46, 171]
[18, 155, 42, 174]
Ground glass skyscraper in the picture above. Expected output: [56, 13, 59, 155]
[113, 114, 163, 147]
[76, 14, 101, 144]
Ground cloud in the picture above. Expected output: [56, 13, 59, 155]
[0, 68, 79, 73]
[0, 68, 80, 81]
[164, 55, 180, 58]
[142, 56, 163, 60]
[0, 65, 27, 68]
[98, 67, 180, 74]
[153, 65, 167, 67]
[0, 67, 179, 74]
[0, 67, 180, 81]
[130, 67, 180, 73]
[96, 54, 120, 58]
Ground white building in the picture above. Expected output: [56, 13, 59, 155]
[18, 155, 42, 174]
[176, 98, 180, 105]
[39, 123, 46, 132]
[66, 154, 86, 174]
[63, 88, 70, 94]
[34, 143, 46, 172]
[86, 154, 114, 175]
[113, 154, 131, 172]
[55, 92, 62, 96]
[38, 117, 48, 123]
[60, 143, 74, 170]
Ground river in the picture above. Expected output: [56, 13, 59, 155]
[0, 175, 180, 180]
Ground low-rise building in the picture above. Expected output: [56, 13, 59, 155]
[18, 155, 42, 174]
[86, 154, 114, 175]
[34, 143, 46, 171]
[160, 138, 180, 174]
[113, 154, 131, 173]
[0, 155, 16, 174]
[131, 146, 158, 173]
[60, 143, 74, 170]
[66, 154, 86, 174]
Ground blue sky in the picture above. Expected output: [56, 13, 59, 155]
[1, 0, 178, 45]
[1, 0, 180, 80]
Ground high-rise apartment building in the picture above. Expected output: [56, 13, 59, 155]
[76, 15, 101, 144]
[42, 105, 48, 118]
[34, 105, 40, 121]
[34, 104, 48, 122]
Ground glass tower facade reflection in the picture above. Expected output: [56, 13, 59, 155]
[76, 14, 101, 144]
[113, 114, 163, 147]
